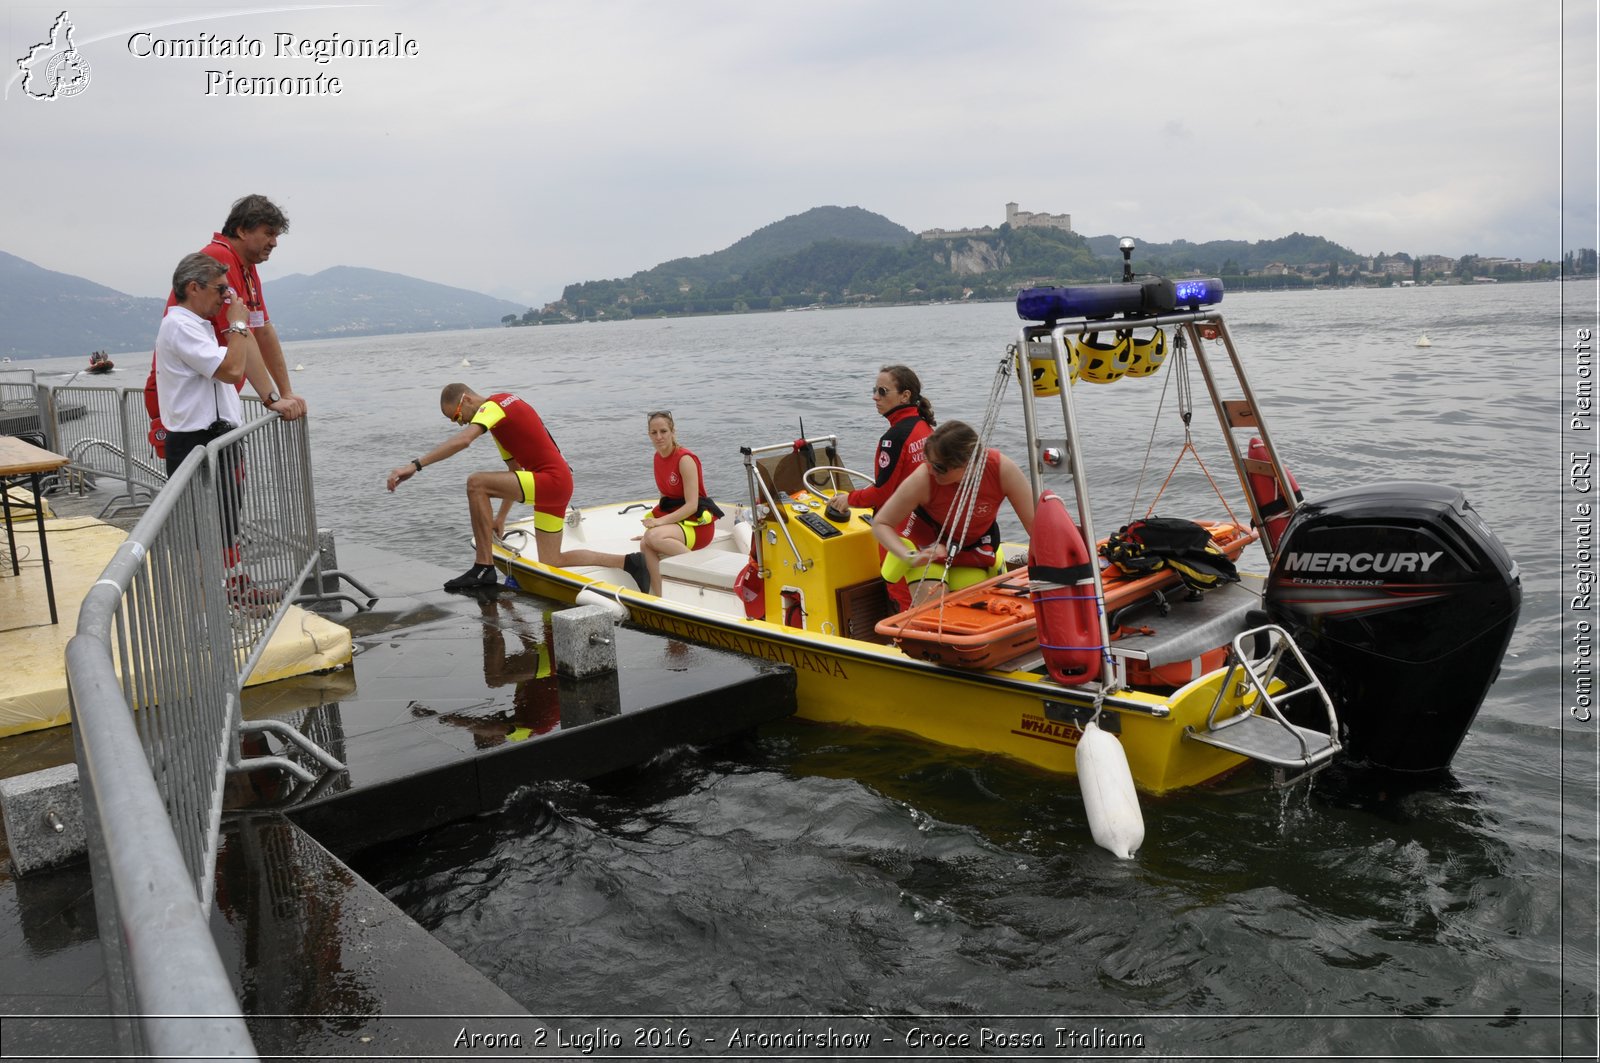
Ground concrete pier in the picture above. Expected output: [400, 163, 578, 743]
[0, 526, 796, 1057]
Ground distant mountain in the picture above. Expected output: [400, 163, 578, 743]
[557, 206, 917, 315]
[1084, 232, 1363, 273]
[0, 253, 525, 360]
[549, 208, 1104, 320]
[711, 206, 917, 276]
[0, 251, 163, 360]
[268, 266, 525, 341]
[546, 214, 1381, 323]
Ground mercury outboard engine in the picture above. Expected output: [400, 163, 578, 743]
[1263, 483, 1521, 773]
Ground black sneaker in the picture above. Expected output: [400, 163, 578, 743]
[621, 552, 650, 592]
[444, 565, 500, 592]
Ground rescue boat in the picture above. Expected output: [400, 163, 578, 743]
[494, 248, 1521, 795]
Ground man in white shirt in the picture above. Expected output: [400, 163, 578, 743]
[155, 251, 297, 613]
[155, 252, 295, 466]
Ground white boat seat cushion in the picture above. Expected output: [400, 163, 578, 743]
[657, 549, 749, 591]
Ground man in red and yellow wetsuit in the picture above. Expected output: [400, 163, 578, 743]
[386, 383, 574, 591]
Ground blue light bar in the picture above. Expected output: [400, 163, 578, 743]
[1171, 278, 1224, 307]
[1016, 277, 1224, 323]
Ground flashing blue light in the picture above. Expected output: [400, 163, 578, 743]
[1015, 284, 1143, 322]
[1017, 277, 1225, 322]
[1172, 278, 1224, 307]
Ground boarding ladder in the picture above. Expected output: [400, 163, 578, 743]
[1180, 317, 1299, 568]
[1185, 623, 1340, 773]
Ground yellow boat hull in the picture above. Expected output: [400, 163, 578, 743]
[499, 555, 1250, 796]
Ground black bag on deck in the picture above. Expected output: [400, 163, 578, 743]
[1099, 517, 1239, 592]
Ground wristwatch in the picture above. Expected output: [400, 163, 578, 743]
[266, 391, 280, 405]
[223, 323, 249, 337]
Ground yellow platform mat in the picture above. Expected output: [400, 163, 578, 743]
[0, 516, 352, 739]
[2, 484, 54, 522]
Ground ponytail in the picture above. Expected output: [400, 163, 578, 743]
[881, 363, 936, 427]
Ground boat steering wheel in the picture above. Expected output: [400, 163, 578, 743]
[803, 465, 874, 494]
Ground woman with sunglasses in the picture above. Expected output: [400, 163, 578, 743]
[871, 420, 1035, 606]
[824, 364, 936, 608]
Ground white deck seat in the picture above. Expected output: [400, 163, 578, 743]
[658, 549, 748, 593]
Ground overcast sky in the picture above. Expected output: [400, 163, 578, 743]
[3, 1, 1595, 307]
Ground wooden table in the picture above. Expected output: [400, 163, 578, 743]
[0, 435, 70, 625]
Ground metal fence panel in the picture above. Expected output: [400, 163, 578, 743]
[33, 366, 357, 1057]
[49, 384, 165, 510]
[0, 375, 48, 442]
[63, 408, 337, 1060]
[68, 441, 256, 1057]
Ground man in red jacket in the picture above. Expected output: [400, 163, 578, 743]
[144, 194, 307, 456]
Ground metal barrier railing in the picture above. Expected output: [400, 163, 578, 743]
[63, 411, 349, 1058]
[0, 372, 48, 444]
[1, 378, 161, 515]
[48, 385, 165, 518]
[67, 437, 258, 1056]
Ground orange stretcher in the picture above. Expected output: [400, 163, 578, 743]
[875, 521, 1257, 671]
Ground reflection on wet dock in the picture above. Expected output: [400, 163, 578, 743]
[0, 540, 796, 1058]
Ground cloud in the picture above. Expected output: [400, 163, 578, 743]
[0, 0, 1590, 307]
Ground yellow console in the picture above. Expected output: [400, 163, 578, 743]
[757, 491, 889, 639]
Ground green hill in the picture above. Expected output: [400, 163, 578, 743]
[549, 209, 1113, 320]
[542, 213, 1391, 323]
[558, 206, 917, 315]
[1084, 232, 1364, 275]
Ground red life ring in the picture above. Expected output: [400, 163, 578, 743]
[1028, 489, 1102, 685]
[1246, 437, 1302, 549]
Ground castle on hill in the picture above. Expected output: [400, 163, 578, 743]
[919, 202, 1073, 241]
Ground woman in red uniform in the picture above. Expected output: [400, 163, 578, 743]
[824, 364, 935, 608]
[563, 411, 723, 595]
[871, 420, 1035, 606]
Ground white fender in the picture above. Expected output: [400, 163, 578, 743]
[575, 588, 628, 620]
[1075, 721, 1144, 859]
[731, 519, 753, 555]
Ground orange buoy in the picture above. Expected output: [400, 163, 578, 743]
[1028, 489, 1102, 685]
[1246, 437, 1302, 549]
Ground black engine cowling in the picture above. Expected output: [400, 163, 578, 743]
[1263, 482, 1521, 773]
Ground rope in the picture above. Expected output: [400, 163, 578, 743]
[1146, 440, 1245, 528]
[1127, 337, 1179, 525]
[913, 352, 1014, 635]
[933, 351, 1013, 572]
[1128, 329, 1243, 527]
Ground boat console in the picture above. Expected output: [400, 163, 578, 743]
[739, 439, 897, 639]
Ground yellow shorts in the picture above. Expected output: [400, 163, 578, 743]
[681, 513, 717, 550]
[880, 538, 1004, 592]
[514, 470, 567, 532]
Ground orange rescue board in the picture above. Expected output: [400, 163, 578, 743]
[876, 521, 1257, 670]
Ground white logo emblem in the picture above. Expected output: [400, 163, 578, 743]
[17, 12, 92, 101]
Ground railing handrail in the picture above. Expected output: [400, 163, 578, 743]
[65, 634, 255, 1054]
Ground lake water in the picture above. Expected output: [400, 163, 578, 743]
[38, 283, 1598, 1056]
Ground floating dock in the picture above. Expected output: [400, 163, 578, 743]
[0, 520, 797, 1056]
[0, 504, 352, 737]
